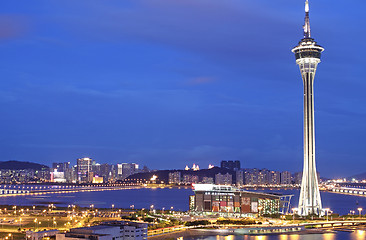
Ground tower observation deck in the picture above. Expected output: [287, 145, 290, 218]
[291, 0, 324, 216]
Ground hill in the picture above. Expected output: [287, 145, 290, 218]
[0, 160, 49, 171]
[349, 172, 366, 180]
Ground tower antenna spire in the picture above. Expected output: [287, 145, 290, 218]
[303, 0, 311, 38]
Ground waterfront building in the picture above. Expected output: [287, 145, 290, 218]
[182, 174, 199, 184]
[215, 173, 233, 185]
[281, 171, 292, 185]
[93, 176, 104, 183]
[220, 160, 241, 171]
[68, 165, 78, 183]
[190, 184, 282, 217]
[244, 169, 259, 185]
[98, 163, 113, 181]
[168, 171, 181, 184]
[51, 169, 66, 183]
[52, 162, 70, 172]
[117, 163, 139, 180]
[202, 177, 214, 184]
[0, 167, 50, 183]
[269, 171, 281, 185]
[56, 221, 147, 240]
[292, 0, 324, 216]
[236, 170, 244, 186]
[258, 169, 270, 185]
[77, 157, 95, 183]
[27, 230, 60, 240]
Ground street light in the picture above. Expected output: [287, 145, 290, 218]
[324, 208, 330, 221]
[358, 208, 363, 218]
[291, 208, 296, 220]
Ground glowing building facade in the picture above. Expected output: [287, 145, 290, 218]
[190, 184, 282, 216]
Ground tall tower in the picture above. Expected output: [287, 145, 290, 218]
[292, 0, 324, 216]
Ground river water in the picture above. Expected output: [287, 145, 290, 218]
[184, 231, 366, 240]
[0, 187, 364, 216]
[0, 186, 365, 239]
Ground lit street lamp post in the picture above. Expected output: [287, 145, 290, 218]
[323, 208, 330, 221]
[350, 210, 355, 220]
[34, 218, 37, 230]
[358, 208, 363, 218]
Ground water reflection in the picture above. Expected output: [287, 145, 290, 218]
[225, 236, 235, 240]
[187, 232, 363, 240]
[322, 233, 335, 240]
[288, 235, 300, 240]
[355, 230, 365, 240]
[279, 235, 288, 240]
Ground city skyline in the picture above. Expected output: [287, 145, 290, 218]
[1, 1, 365, 178]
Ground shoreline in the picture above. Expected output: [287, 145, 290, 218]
[147, 226, 364, 240]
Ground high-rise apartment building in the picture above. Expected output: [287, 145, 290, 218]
[117, 163, 139, 180]
[77, 157, 95, 183]
[215, 173, 232, 185]
[168, 171, 181, 184]
[236, 170, 244, 186]
[281, 171, 292, 185]
[220, 160, 241, 171]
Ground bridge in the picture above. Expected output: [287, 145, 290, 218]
[301, 220, 366, 228]
[0, 184, 141, 197]
[0, 189, 30, 195]
[328, 186, 366, 197]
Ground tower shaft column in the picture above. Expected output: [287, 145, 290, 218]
[298, 69, 322, 216]
[292, 0, 324, 216]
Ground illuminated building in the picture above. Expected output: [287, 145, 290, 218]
[117, 163, 139, 180]
[269, 171, 281, 185]
[52, 162, 70, 172]
[51, 169, 66, 183]
[280, 171, 292, 185]
[55, 221, 147, 240]
[93, 176, 104, 184]
[215, 173, 232, 185]
[168, 171, 181, 184]
[236, 170, 244, 186]
[202, 177, 214, 184]
[292, 0, 324, 215]
[182, 174, 199, 184]
[190, 184, 286, 217]
[192, 164, 199, 171]
[77, 157, 95, 183]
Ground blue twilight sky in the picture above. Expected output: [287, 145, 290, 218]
[0, 0, 365, 178]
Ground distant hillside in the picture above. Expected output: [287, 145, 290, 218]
[349, 172, 366, 180]
[0, 161, 49, 171]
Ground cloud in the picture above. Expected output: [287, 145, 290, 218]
[185, 77, 216, 86]
[0, 15, 29, 40]
[47, 0, 296, 64]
